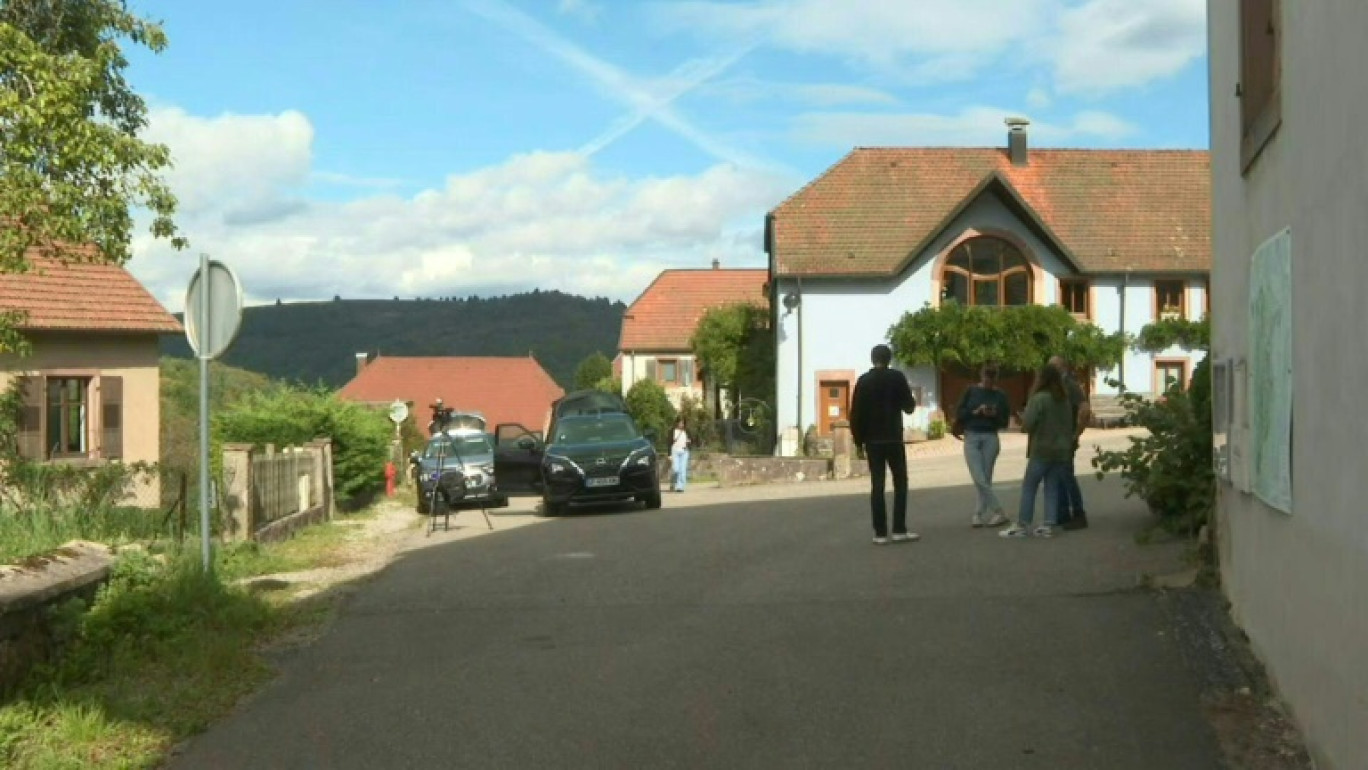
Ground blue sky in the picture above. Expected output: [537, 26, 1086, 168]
[122, 0, 1211, 310]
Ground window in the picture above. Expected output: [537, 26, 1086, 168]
[1155, 280, 1186, 320]
[1059, 280, 1090, 318]
[1155, 360, 1188, 394]
[1239, 0, 1281, 171]
[660, 359, 678, 384]
[16, 375, 122, 461]
[940, 236, 1033, 307]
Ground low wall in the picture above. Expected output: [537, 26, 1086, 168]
[0, 542, 112, 697]
[712, 456, 835, 487]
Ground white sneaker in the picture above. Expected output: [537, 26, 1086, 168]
[891, 532, 920, 543]
[872, 536, 889, 545]
[970, 515, 985, 528]
[1032, 526, 1054, 538]
[986, 513, 1009, 528]
[999, 524, 1028, 538]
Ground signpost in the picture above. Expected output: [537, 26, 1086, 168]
[184, 254, 245, 571]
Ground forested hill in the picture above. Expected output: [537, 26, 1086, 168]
[160, 290, 627, 389]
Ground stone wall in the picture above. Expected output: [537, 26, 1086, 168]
[0, 542, 112, 697]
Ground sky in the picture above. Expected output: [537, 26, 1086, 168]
[121, 0, 1212, 312]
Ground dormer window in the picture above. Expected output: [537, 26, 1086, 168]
[1155, 280, 1186, 320]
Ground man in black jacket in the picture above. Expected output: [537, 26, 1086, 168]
[849, 344, 918, 544]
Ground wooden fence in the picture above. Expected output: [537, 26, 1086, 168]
[221, 439, 335, 542]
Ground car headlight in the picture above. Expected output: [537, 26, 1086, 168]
[481, 462, 495, 475]
[545, 454, 581, 476]
[624, 448, 655, 469]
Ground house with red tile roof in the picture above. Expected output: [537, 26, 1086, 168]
[766, 119, 1210, 453]
[0, 253, 183, 479]
[337, 354, 565, 436]
[618, 263, 768, 411]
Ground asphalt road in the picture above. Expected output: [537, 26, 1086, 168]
[173, 449, 1223, 769]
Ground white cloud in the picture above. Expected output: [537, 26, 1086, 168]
[129, 107, 796, 311]
[557, 0, 603, 23]
[705, 76, 899, 107]
[1045, 0, 1207, 95]
[652, 0, 1206, 95]
[791, 106, 1137, 147]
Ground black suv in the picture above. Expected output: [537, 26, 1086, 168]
[490, 390, 662, 515]
[541, 411, 660, 516]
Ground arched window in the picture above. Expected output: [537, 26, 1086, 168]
[940, 236, 1032, 307]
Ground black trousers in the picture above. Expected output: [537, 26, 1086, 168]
[865, 442, 908, 536]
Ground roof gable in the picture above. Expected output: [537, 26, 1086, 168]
[0, 253, 181, 334]
[336, 356, 565, 430]
[770, 147, 1210, 276]
[619, 268, 769, 351]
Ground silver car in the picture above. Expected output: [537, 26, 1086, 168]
[412, 428, 508, 513]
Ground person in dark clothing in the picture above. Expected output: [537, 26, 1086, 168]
[849, 344, 918, 545]
[1048, 355, 1091, 530]
[955, 363, 1012, 528]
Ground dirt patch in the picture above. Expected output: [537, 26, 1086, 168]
[1158, 587, 1314, 769]
[1203, 691, 1313, 770]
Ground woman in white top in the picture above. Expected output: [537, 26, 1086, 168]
[670, 418, 691, 492]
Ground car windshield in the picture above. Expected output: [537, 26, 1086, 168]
[424, 433, 493, 458]
[554, 415, 640, 445]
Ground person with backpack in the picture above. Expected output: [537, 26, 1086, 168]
[670, 417, 692, 492]
[954, 363, 1012, 528]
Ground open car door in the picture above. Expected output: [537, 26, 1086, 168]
[493, 423, 544, 495]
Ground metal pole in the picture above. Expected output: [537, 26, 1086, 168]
[198, 252, 212, 572]
[794, 278, 803, 454]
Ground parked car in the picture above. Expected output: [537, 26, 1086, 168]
[540, 411, 661, 516]
[490, 389, 632, 497]
[411, 428, 507, 514]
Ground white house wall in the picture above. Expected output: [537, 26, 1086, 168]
[1091, 278, 1208, 396]
[1208, 2, 1368, 768]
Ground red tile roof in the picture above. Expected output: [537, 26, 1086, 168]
[770, 147, 1210, 276]
[337, 355, 565, 431]
[619, 268, 769, 351]
[0, 254, 182, 333]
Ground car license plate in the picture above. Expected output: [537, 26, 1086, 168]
[586, 477, 619, 488]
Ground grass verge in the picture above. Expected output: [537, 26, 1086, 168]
[0, 508, 385, 769]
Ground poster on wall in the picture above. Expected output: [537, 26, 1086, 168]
[1248, 228, 1293, 514]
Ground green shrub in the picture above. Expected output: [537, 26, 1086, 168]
[1092, 357, 1214, 535]
[624, 379, 676, 450]
[214, 385, 392, 503]
[928, 419, 947, 440]
[676, 394, 717, 450]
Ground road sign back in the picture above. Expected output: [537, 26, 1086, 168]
[185, 257, 244, 360]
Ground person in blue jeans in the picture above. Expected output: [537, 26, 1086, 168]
[1001, 363, 1075, 539]
[1048, 355, 1091, 530]
[670, 418, 691, 492]
[955, 363, 1011, 528]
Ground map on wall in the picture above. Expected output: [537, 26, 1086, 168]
[1248, 228, 1293, 514]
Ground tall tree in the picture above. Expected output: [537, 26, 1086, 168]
[573, 351, 613, 391]
[690, 302, 770, 416]
[1, 0, 184, 335]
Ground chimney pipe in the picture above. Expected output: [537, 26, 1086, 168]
[711, 258, 720, 270]
[1006, 117, 1029, 166]
[355, 352, 368, 377]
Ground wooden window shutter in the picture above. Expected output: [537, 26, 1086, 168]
[645, 359, 657, 381]
[16, 376, 43, 460]
[101, 376, 123, 459]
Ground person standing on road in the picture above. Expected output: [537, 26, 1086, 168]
[849, 344, 918, 545]
[1001, 364, 1074, 539]
[1049, 355, 1091, 530]
[670, 418, 691, 492]
[955, 363, 1012, 528]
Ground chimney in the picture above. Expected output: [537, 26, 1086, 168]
[355, 352, 369, 377]
[1006, 117, 1030, 166]
[711, 258, 720, 270]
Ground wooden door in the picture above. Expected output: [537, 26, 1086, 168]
[818, 380, 850, 436]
